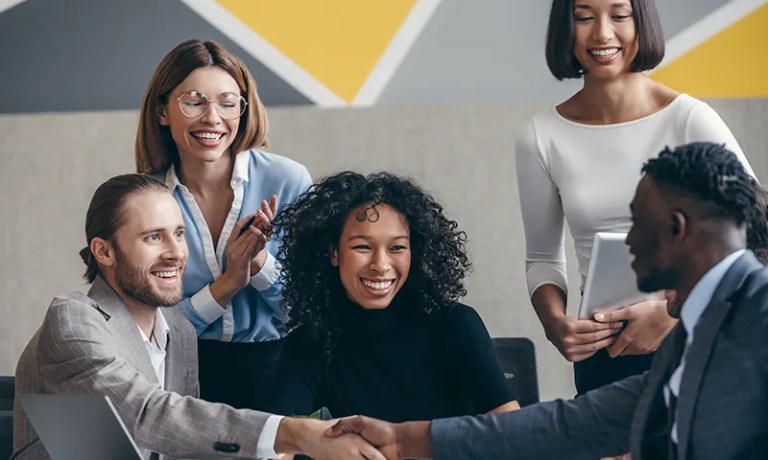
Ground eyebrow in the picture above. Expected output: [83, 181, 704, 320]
[139, 226, 185, 236]
[574, 1, 630, 9]
[347, 235, 410, 241]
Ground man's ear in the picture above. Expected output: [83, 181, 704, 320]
[91, 237, 117, 269]
[330, 247, 339, 267]
[157, 105, 170, 126]
[671, 210, 687, 240]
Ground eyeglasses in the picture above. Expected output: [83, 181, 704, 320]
[176, 90, 247, 120]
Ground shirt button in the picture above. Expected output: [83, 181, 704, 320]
[234, 199, 242, 207]
[231, 179, 241, 188]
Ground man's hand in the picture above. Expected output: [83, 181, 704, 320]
[326, 416, 433, 460]
[542, 314, 624, 362]
[275, 417, 385, 460]
[594, 299, 678, 357]
[326, 416, 399, 459]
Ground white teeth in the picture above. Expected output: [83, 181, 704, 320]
[191, 132, 223, 140]
[361, 279, 394, 291]
[590, 48, 619, 57]
[154, 271, 177, 279]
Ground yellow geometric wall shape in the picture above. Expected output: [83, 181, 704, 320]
[217, 0, 418, 103]
[652, 3, 768, 98]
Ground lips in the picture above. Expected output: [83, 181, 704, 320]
[151, 266, 183, 283]
[588, 47, 621, 64]
[360, 278, 395, 291]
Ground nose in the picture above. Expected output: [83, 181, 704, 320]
[369, 249, 391, 274]
[592, 16, 613, 43]
[164, 236, 188, 262]
[200, 101, 222, 124]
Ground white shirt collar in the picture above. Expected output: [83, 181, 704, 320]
[678, 249, 746, 338]
[164, 150, 251, 191]
[137, 309, 170, 351]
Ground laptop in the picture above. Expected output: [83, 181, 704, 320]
[578, 232, 660, 319]
[18, 393, 143, 460]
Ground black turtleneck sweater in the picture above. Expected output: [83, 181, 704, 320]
[270, 299, 514, 422]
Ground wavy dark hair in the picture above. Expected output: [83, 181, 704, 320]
[273, 171, 471, 359]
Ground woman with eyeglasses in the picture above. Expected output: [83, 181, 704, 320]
[135, 39, 312, 411]
[516, 0, 754, 397]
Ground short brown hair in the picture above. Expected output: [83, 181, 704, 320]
[80, 174, 169, 283]
[545, 0, 665, 80]
[135, 39, 269, 174]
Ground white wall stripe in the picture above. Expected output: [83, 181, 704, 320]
[0, 0, 27, 15]
[352, 0, 443, 106]
[654, 0, 767, 72]
[178, 0, 346, 107]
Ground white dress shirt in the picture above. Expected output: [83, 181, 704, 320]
[137, 310, 170, 389]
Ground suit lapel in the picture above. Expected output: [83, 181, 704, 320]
[87, 277, 159, 386]
[162, 309, 188, 394]
[675, 252, 760, 460]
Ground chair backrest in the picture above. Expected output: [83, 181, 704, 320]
[0, 376, 15, 460]
[491, 337, 540, 407]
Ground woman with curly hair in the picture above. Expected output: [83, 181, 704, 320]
[269, 171, 519, 423]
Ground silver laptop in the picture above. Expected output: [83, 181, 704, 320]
[18, 393, 143, 460]
[578, 232, 660, 319]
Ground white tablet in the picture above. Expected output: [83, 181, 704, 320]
[577, 232, 659, 319]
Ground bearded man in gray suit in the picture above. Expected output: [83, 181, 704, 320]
[327, 142, 768, 460]
[13, 174, 385, 460]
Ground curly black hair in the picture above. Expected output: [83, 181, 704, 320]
[272, 171, 471, 359]
[642, 142, 758, 227]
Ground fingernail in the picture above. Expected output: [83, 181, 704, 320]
[594, 313, 604, 321]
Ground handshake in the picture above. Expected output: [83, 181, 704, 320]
[279, 415, 432, 460]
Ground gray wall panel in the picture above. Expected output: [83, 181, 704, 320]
[0, 0, 309, 114]
[377, 0, 733, 105]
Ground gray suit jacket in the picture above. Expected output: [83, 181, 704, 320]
[12, 277, 270, 460]
[432, 251, 768, 459]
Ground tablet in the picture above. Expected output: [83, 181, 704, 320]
[577, 232, 658, 319]
[18, 393, 142, 460]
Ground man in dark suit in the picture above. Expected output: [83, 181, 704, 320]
[326, 142, 768, 459]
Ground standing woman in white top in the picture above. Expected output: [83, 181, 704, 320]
[516, 0, 754, 394]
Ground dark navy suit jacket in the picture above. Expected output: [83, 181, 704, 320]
[432, 251, 768, 459]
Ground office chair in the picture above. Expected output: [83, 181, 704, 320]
[491, 337, 540, 407]
[0, 376, 15, 460]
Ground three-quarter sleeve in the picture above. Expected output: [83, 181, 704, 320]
[515, 120, 569, 297]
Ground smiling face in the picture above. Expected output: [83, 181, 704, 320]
[109, 191, 188, 307]
[158, 66, 242, 166]
[572, 0, 639, 80]
[331, 203, 411, 310]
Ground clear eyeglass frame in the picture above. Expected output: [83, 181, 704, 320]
[176, 90, 247, 120]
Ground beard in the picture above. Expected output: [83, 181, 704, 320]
[114, 246, 182, 307]
[637, 265, 676, 293]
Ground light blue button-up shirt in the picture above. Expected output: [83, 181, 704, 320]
[159, 149, 312, 343]
[665, 249, 746, 442]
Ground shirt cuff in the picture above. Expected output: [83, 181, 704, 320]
[189, 285, 227, 325]
[250, 252, 279, 291]
[256, 415, 284, 459]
